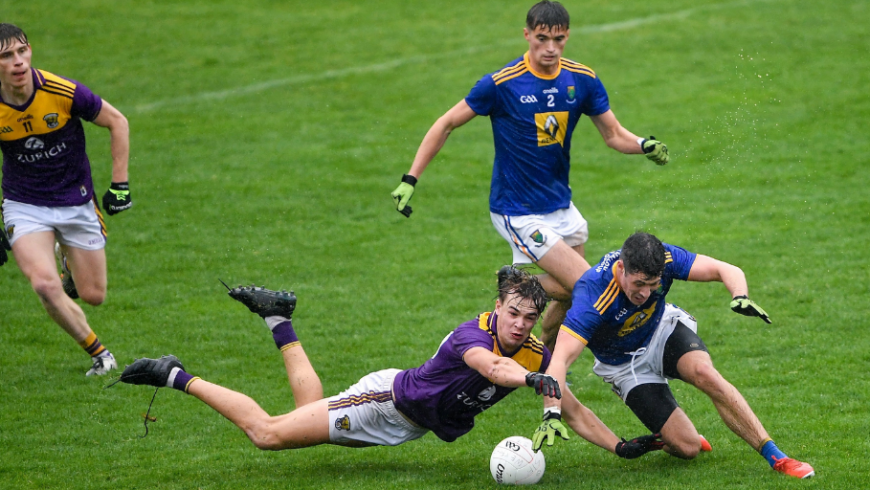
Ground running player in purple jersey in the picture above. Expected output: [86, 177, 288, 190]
[391, 2, 669, 353]
[0, 24, 132, 376]
[534, 232, 814, 479]
[118, 268, 660, 460]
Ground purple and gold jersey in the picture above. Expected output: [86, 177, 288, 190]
[561, 244, 697, 365]
[393, 311, 551, 442]
[465, 53, 610, 216]
[1, 68, 103, 207]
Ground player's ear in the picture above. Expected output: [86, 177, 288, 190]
[523, 27, 531, 42]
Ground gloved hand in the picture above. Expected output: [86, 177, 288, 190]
[102, 182, 133, 216]
[532, 410, 570, 452]
[390, 174, 416, 217]
[730, 295, 771, 323]
[641, 136, 669, 165]
[0, 223, 11, 267]
[615, 433, 665, 459]
[525, 372, 562, 398]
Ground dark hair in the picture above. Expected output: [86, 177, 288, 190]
[496, 266, 549, 314]
[620, 232, 666, 279]
[0, 24, 28, 52]
[526, 1, 570, 32]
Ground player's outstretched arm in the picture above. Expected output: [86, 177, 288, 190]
[391, 100, 477, 216]
[462, 347, 549, 390]
[93, 99, 132, 215]
[589, 110, 668, 164]
[688, 254, 771, 323]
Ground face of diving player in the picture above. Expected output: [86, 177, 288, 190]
[494, 292, 540, 352]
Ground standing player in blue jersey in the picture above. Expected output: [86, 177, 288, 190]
[391, 1, 669, 352]
[118, 268, 660, 460]
[0, 24, 132, 376]
[533, 232, 815, 479]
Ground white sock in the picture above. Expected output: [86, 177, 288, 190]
[264, 316, 289, 331]
[166, 366, 182, 388]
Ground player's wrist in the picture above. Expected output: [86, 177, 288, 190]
[638, 137, 646, 150]
[110, 182, 129, 191]
[542, 406, 561, 420]
[401, 174, 418, 186]
[732, 294, 748, 300]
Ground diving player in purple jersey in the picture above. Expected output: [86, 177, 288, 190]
[0, 24, 132, 376]
[535, 232, 815, 479]
[391, 1, 670, 353]
[118, 268, 661, 462]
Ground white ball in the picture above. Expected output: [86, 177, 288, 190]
[490, 436, 546, 485]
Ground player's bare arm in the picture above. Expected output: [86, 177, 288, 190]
[560, 386, 621, 452]
[407, 99, 477, 178]
[589, 110, 644, 154]
[462, 347, 534, 388]
[543, 329, 586, 411]
[92, 99, 130, 182]
[687, 254, 749, 298]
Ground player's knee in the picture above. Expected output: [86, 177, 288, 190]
[245, 420, 283, 451]
[77, 285, 106, 306]
[30, 275, 64, 302]
[666, 435, 701, 459]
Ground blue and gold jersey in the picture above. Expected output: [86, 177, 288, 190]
[561, 244, 697, 365]
[465, 52, 610, 216]
[1, 68, 103, 207]
[393, 311, 551, 442]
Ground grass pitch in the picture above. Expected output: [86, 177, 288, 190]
[1, 0, 868, 488]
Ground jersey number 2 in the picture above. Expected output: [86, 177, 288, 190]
[547, 95, 555, 108]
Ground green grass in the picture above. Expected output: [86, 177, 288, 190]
[1, 0, 868, 488]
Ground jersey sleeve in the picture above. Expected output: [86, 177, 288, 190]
[450, 322, 496, 358]
[579, 74, 610, 117]
[539, 347, 552, 372]
[664, 243, 697, 281]
[464, 73, 497, 116]
[561, 280, 606, 344]
[68, 79, 103, 122]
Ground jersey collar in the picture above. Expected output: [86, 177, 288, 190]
[524, 52, 561, 80]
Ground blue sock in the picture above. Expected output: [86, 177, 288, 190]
[760, 439, 788, 467]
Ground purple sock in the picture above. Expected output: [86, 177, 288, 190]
[170, 368, 200, 393]
[272, 320, 300, 351]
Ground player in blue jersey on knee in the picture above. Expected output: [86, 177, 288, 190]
[118, 268, 660, 460]
[391, 2, 669, 352]
[533, 231, 815, 479]
[0, 24, 131, 376]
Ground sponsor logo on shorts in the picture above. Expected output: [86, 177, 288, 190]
[334, 415, 351, 431]
[43, 113, 59, 129]
[5, 225, 13, 238]
[88, 237, 104, 246]
[530, 230, 547, 247]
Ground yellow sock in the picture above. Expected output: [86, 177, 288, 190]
[78, 331, 106, 357]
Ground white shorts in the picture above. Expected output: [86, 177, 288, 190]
[592, 304, 698, 401]
[2, 199, 106, 250]
[327, 368, 429, 446]
[490, 202, 588, 264]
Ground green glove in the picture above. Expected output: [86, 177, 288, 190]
[641, 136, 669, 165]
[532, 411, 570, 452]
[730, 295, 771, 324]
[390, 174, 417, 217]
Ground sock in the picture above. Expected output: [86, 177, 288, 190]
[166, 366, 201, 393]
[78, 331, 106, 357]
[760, 439, 788, 467]
[265, 316, 300, 352]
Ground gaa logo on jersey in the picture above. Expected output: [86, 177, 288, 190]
[24, 137, 45, 150]
[43, 113, 59, 129]
[334, 415, 351, 431]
